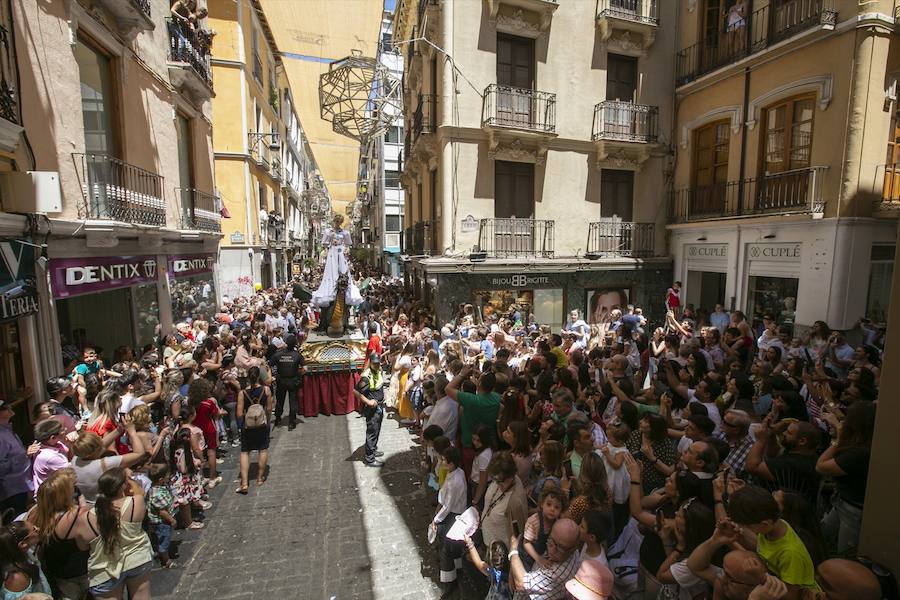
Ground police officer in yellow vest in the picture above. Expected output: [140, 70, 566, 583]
[354, 352, 385, 467]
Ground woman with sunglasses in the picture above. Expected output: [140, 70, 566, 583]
[623, 453, 705, 578]
[655, 496, 718, 600]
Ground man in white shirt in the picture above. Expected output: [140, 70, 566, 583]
[426, 376, 459, 445]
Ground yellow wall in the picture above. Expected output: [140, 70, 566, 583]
[258, 0, 383, 215]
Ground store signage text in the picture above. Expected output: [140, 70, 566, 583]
[49, 256, 158, 299]
[0, 240, 39, 322]
[687, 244, 728, 258]
[168, 254, 216, 279]
[491, 275, 549, 287]
[748, 243, 801, 261]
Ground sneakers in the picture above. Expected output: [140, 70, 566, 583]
[188, 521, 205, 530]
[206, 476, 223, 489]
[363, 458, 384, 468]
[231, 439, 240, 448]
[198, 500, 213, 511]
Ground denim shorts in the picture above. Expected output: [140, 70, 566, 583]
[154, 522, 173, 553]
[90, 560, 153, 595]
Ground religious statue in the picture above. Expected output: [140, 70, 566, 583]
[312, 214, 363, 335]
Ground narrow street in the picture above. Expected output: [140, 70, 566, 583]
[151, 411, 446, 600]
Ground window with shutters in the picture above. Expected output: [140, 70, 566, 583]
[691, 120, 730, 215]
[761, 95, 814, 175]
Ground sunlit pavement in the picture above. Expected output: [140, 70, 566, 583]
[151, 408, 484, 599]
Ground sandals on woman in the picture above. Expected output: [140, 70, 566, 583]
[235, 485, 248, 495]
[188, 521, 205, 530]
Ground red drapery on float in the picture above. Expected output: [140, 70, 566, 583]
[302, 371, 361, 417]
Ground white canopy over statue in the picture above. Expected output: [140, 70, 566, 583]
[311, 214, 363, 308]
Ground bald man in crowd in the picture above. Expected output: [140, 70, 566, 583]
[509, 518, 581, 599]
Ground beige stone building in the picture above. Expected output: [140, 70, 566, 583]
[669, 0, 899, 332]
[0, 0, 219, 436]
[394, 0, 675, 327]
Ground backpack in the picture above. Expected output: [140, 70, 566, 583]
[244, 388, 267, 428]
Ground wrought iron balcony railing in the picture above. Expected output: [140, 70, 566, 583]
[477, 218, 555, 258]
[166, 19, 213, 90]
[482, 84, 556, 134]
[177, 188, 221, 232]
[668, 166, 828, 223]
[0, 24, 16, 125]
[587, 220, 654, 258]
[74, 153, 166, 226]
[597, 0, 659, 25]
[676, 0, 836, 86]
[408, 220, 437, 255]
[592, 101, 659, 143]
[413, 94, 437, 143]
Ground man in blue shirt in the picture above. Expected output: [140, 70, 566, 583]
[0, 399, 33, 518]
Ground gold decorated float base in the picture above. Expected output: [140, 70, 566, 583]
[301, 329, 367, 373]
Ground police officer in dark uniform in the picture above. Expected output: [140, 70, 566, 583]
[354, 353, 385, 467]
[271, 334, 304, 430]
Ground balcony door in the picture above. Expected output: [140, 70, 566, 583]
[884, 113, 900, 201]
[600, 169, 634, 255]
[758, 95, 814, 211]
[175, 112, 194, 224]
[495, 161, 535, 255]
[606, 54, 638, 138]
[701, 0, 748, 69]
[691, 120, 730, 216]
[496, 34, 534, 127]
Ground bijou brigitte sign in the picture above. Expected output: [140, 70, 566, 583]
[50, 256, 158, 299]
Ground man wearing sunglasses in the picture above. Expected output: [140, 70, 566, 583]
[509, 517, 581, 599]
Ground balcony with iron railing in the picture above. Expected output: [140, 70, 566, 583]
[0, 25, 16, 128]
[875, 163, 900, 210]
[248, 133, 280, 172]
[596, 0, 658, 51]
[586, 220, 655, 258]
[177, 188, 221, 233]
[412, 94, 437, 144]
[73, 153, 166, 226]
[166, 19, 213, 97]
[592, 101, 659, 143]
[407, 220, 437, 255]
[668, 166, 828, 223]
[676, 0, 836, 86]
[94, 0, 154, 37]
[482, 84, 556, 134]
[476, 218, 555, 258]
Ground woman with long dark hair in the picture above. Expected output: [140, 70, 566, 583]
[817, 401, 876, 553]
[235, 366, 272, 494]
[625, 412, 678, 494]
[656, 497, 717, 600]
[565, 452, 612, 525]
[501, 420, 533, 485]
[0, 520, 51, 597]
[84, 467, 153, 599]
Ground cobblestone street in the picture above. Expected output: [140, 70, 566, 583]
[150, 410, 472, 600]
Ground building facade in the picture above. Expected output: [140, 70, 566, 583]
[669, 0, 899, 332]
[355, 11, 406, 278]
[209, 0, 329, 297]
[3, 0, 217, 437]
[394, 0, 675, 326]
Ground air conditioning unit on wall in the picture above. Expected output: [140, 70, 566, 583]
[0, 171, 62, 214]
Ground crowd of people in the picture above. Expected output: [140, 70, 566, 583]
[0, 254, 892, 600]
[354, 275, 892, 600]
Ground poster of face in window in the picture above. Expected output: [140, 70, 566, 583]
[587, 289, 630, 325]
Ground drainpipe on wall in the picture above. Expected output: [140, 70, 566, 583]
[738, 67, 751, 215]
[440, 0, 454, 254]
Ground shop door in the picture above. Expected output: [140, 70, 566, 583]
[496, 34, 534, 127]
[687, 271, 727, 311]
[494, 161, 535, 256]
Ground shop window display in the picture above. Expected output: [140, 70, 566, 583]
[474, 290, 533, 323]
[746, 275, 798, 328]
[170, 273, 218, 325]
[132, 282, 160, 352]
